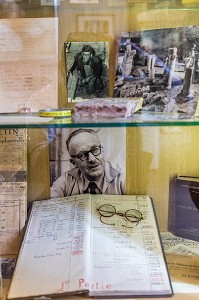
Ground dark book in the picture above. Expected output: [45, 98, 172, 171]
[169, 176, 199, 242]
[7, 194, 172, 299]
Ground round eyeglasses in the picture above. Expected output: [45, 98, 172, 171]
[71, 146, 101, 161]
[97, 204, 143, 228]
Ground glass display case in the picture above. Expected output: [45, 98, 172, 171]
[1, 0, 199, 299]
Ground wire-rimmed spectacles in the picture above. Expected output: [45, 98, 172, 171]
[97, 204, 143, 228]
[71, 146, 101, 161]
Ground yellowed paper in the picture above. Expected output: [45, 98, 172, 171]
[166, 255, 199, 285]
[0, 182, 27, 255]
[0, 129, 27, 255]
[161, 232, 199, 292]
[0, 129, 27, 172]
[161, 232, 199, 256]
[0, 18, 58, 112]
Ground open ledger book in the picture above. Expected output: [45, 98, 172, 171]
[7, 194, 173, 299]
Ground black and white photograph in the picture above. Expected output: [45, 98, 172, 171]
[65, 42, 109, 102]
[1, 258, 16, 279]
[49, 127, 126, 197]
[114, 27, 199, 114]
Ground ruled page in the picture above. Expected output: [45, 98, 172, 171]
[0, 128, 27, 255]
[89, 194, 172, 296]
[8, 194, 91, 299]
[0, 18, 58, 112]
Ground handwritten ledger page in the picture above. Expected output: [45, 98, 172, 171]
[0, 129, 27, 255]
[0, 18, 58, 112]
[8, 194, 172, 299]
[90, 195, 172, 296]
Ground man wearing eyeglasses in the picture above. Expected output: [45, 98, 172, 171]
[50, 128, 124, 197]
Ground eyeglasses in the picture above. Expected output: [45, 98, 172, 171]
[97, 204, 143, 228]
[71, 146, 101, 161]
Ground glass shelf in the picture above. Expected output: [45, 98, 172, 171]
[1, 111, 199, 128]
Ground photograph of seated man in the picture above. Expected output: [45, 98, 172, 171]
[66, 42, 109, 101]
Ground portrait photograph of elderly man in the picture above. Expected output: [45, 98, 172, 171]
[49, 128, 126, 198]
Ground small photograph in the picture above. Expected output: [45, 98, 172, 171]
[1, 258, 16, 279]
[114, 27, 199, 114]
[65, 42, 109, 102]
[49, 127, 126, 197]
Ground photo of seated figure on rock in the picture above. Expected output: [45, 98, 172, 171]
[114, 28, 199, 115]
[65, 42, 109, 102]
